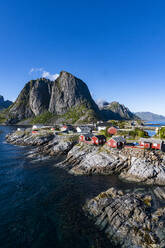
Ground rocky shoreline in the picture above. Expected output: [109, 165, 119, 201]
[6, 129, 165, 248]
[84, 187, 165, 248]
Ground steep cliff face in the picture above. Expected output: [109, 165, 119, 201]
[7, 79, 53, 124]
[49, 71, 99, 113]
[7, 71, 100, 124]
[29, 79, 52, 115]
[100, 101, 138, 120]
[0, 95, 12, 110]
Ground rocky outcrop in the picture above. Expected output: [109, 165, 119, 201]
[120, 154, 165, 186]
[154, 187, 165, 200]
[0, 95, 12, 110]
[58, 144, 129, 175]
[100, 101, 139, 120]
[6, 71, 101, 124]
[6, 130, 78, 157]
[6, 129, 165, 185]
[58, 144, 165, 185]
[84, 187, 165, 248]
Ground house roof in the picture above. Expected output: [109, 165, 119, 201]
[110, 136, 126, 143]
[139, 138, 162, 144]
[108, 126, 118, 130]
[139, 138, 152, 143]
[94, 135, 106, 139]
[81, 134, 93, 138]
[97, 122, 111, 127]
[77, 126, 92, 131]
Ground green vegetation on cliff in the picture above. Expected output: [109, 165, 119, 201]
[0, 112, 6, 123]
[60, 104, 98, 124]
[30, 104, 98, 125]
[31, 111, 55, 124]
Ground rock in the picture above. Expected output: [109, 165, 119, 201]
[6, 129, 78, 158]
[154, 187, 165, 200]
[6, 130, 165, 186]
[57, 144, 129, 175]
[120, 157, 165, 185]
[84, 187, 165, 248]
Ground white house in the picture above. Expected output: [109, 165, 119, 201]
[32, 124, 44, 130]
[97, 126, 107, 131]
[17, 127, 25, 131]
[76, 126, 92, 133]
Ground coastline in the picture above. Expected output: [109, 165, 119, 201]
[5, 127, 165, 248]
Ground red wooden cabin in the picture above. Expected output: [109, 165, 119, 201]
[139, 138, 163, 150]
[107, 136, 126, 149]
[139, 139, 152, 149]
[79, 134, 93, 144]
[108, 126, 117, 135]
[32, 131, 38, 134]
[151, 140, 162, 150]
[92, 135, 106, 145]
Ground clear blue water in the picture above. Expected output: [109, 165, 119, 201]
[144, 121, 165, 127]
[144, 121, 165, 137]
[145, 130, 156, 137]
[0, 126, 161, 248]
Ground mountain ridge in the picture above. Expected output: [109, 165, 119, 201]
[135, 112, 165, 122]
[98, 101, 139, 120]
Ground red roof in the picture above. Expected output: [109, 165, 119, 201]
[108, 127, 117, 134]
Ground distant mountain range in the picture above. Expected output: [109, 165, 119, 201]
[0, 95, 12, 110]
[135, 112, 165, 122]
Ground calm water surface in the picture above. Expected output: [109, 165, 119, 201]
[0, 126, 161, 248]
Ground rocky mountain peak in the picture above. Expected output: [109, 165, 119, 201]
[100, 100, 138, 120]
[0, 95, 13, 110]
[0, 95, 4, 103]
[6, 71, 101, 124]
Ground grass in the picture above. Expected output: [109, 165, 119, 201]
[30, 104, 98, 125]
[66, 135, 79, 142]
[60, 104, 97, 124]
[0, 112, 7, 123]
[31, 111, 55, 124]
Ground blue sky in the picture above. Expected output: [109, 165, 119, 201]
[1, 0, 165, 115]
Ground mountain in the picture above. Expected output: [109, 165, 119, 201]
[6, 71, 101, 124]
[135, 112, 165, 122]
[96, 99, 109, 109]
[99, 101, 139, 121]
[0, 95, 12, 110]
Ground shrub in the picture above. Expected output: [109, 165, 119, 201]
[129, 128, 149, 139]
[159, 127, 165, 139]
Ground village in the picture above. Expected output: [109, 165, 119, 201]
[17, 120, 165, 152]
